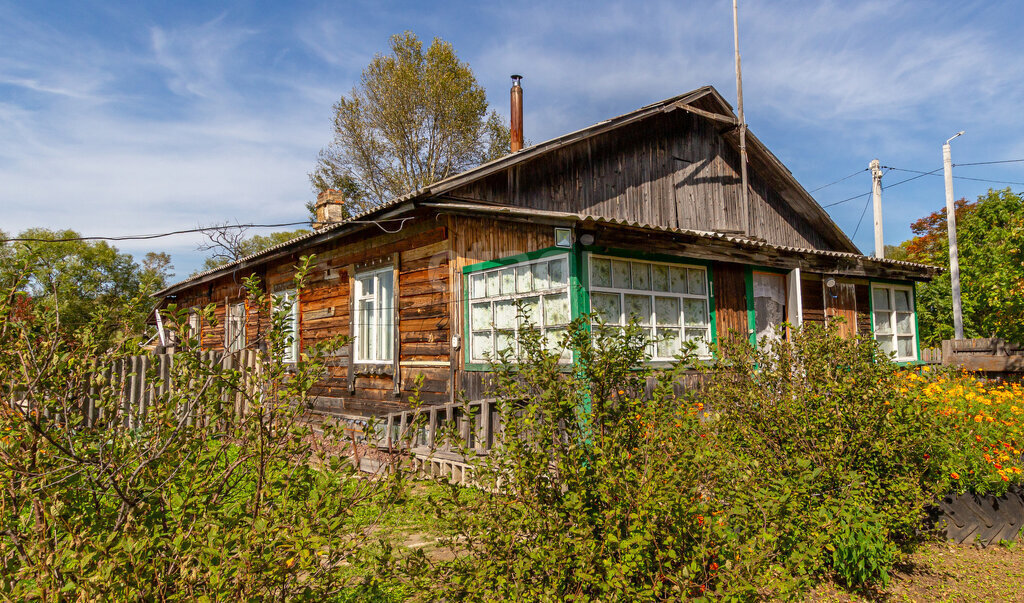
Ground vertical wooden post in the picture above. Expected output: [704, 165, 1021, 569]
[392, 252, 401, 395]
[346, 265, 357, 394]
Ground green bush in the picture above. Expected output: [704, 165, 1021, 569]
[0, 256, 401, 600]
[387, 320, 954, 599]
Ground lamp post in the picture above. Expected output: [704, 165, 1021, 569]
[943, 131, 965, 340]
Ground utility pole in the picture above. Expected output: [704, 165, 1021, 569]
[871, 159, 884, 258]
[943, 131, 965, 340]
[733, 0, 750, 235]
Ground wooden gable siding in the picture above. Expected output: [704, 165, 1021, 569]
[446, 110, 832, 251]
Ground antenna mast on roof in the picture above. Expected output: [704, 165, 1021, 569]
[733, 0, 750, 235]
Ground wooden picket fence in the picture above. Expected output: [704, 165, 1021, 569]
[9, 350, 262, 429]
[374, 399, 501, 486]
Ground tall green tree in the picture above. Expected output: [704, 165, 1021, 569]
[904, 189, 1024, 345]
[0, 228, 148, 334]
[310, 31, 510, 208]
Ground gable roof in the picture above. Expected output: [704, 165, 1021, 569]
[158, 85, 863, 297]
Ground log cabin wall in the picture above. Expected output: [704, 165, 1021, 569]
[168, 218, 453, 419]
[446, 110, 833, 251]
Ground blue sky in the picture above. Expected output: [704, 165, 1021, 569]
[3, 1, 1023, 279]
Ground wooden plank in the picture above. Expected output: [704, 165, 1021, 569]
[347, 264, 356, 393]
[392, 252, 401, 395]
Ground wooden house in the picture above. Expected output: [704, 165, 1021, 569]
[155, 85, 938, 420]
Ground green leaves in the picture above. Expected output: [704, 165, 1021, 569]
[311, 31, 510, 205]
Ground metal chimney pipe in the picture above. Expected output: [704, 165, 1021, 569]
[510, 75, 523, 152]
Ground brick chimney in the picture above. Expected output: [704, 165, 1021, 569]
[314, 189, 347, 229]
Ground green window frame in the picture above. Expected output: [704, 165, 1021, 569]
[869, 281, 920, 362]
[587, 254, 713, 359]
[463, 250, 572, 366]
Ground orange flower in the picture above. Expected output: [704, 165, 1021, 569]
[710, 562, 719, 571]
[951, 472, 960, 480]
[697, 515, 704, 526]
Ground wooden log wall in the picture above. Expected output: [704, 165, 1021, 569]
[166, 217, 454, 419]
[447, 110, 832, 251]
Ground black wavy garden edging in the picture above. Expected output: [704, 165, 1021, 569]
[927, 486, 1024, 547]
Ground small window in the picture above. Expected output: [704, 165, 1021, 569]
[872, 284, 917, 362]
[274, 290, 300, 363]
[467, 255, 571, 363]
[589, 255, 711, 359]
[226, 302, 246, 352]
[354, 267, 394, 363]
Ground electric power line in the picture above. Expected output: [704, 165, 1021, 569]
[850, 190, 872, 239]
[955, 158, 1024, 167]
[2, 218, 414, 244]
[808, 168, 868, 193]
[884, 166, 1024, 186]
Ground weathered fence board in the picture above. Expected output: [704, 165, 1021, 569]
[9, 350, 264, 430]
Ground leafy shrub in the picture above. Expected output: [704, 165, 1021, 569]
[388, 320, 961, 599]
[0, 257, 400, 600]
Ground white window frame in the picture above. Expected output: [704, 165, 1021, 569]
[588, 255, 712, 360]
[273, 289, 300, 363]
[226, 302, 246, 352]
[467, 254, 572, 363]
[871, 283, 918, 362]
[354, 266, 394, 364]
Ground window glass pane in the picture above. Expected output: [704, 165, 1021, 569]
[684, 298, 708, 326]
[873, 288, 890, 311]
[494, 300, 517, 329]
[496, 330, 516, 355]
[472, 332, 493, 360]
[379, 270, 393, 302]
[612, 260, 631, 289]
[548, 259, 567, 287]
[516, 265, 533, 292]
[654, 296, 680, 326]
[544, 294, 570, 326]
[897, 336, 915, 359]
[591, 292, 621, 324]
[486, 271, 500, 297]
[500, 267, 516, 295]
[670, 267, 687, 294]
[874, 311, 892, 334]
[360, 275, 375, 296]
[631, 262, 651, 290]
[896, 312, 914, 335]
[625, 294, 653, 325]
[591, 258, 612, 288]
[687, 269, 706, 296]
[531, 262, 549, 290]
[471, 302, 492, 330]
[876, 334, 895, 354]
[380, 315, 393, 360]
[471, 273, 486, 299]
[544, 328, 571, 362]
[685, 328, 710, 357]
[657, 328, 681, 358]
[358, 299, 373, 358]
[894, 289, 911, 312]
[652, 264, 670, 292]
[519, 296, 540, 326]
